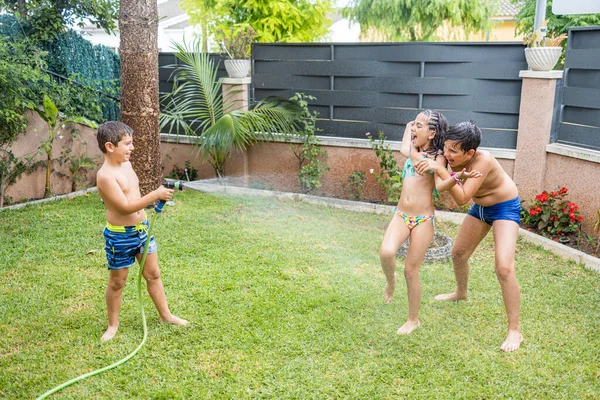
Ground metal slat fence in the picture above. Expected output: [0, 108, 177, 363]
[251, 42, 527, 148]
[555, 27, 600, 151]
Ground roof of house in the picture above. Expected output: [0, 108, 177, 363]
[158, 0, 186, 22]
[497, 0, 522, 17]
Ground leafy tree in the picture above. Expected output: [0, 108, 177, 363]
[180, 0, 221, 51]
[342, 0, 497, 41]
[160, 39, 303, 179]
[0, 0, 119, 43]
[0, 36, 47, 146]
[513, 0, 600, 38]
[0, 36, 47, 206]
[181, 0, 334, 45]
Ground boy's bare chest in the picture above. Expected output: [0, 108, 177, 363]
[116, 169, 139, 197]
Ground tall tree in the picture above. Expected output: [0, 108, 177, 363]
[180, 0, 334, 45]
[180, 0, 220, 51]
[342, 0, 496, 42]
[0, 0, 119, 43]
[512, 0, 600, 38]
[119, 0, 162, 196]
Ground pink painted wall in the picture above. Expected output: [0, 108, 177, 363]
[4, 113, 598, 236]
[160, 139, 599, 235]
[5, 111, 102, 203]
[160, 140, 392, 201]
[543, 153, 600, 234]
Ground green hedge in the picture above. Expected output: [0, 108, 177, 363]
[1, 14, 120, 122]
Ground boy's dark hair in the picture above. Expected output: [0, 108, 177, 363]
[97, 121, 134, 153]
[444, 120, 481, 152]
[419, 109, 449, 155]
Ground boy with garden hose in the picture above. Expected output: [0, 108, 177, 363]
[96, 121, 188, 341]
[36, 123, 188, 399]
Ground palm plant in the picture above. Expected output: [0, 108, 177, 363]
[160, 39, 302, 179]
[35, 95, 97, 197]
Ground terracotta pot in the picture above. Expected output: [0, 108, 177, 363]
[524, 47, 562, 71]
[224, 59, 251, 78]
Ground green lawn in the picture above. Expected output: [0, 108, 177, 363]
[1, 190, 599, 399]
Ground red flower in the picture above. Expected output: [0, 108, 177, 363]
[535, 192, 549, 203]
[559, 187, 568, 195]
[578, 216, 583, 222]
[529, 206, 541, 216]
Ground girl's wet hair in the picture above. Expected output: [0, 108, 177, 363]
[97, 121, 134, 153]
[445, 120, 481, 152]
[419, 109, 448, 156]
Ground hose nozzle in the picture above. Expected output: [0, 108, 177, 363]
[154, 180, 185, 213]
[162, 180, 185, 190]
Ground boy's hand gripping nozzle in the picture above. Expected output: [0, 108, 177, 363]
[154, 181, 184, 213]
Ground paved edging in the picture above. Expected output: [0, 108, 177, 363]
[185, 181, 600, 273]
[0, 187, 99, 212]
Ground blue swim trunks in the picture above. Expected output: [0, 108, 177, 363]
[467, 196, 521, 226]
[103, 219, 157, 270]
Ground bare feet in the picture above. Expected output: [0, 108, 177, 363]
[397, 320, 421, 335]
[160, 314, 189, 326]
[500, 329, 523, 352]
[383, 273, 397, 304]
[434, 292, 467, 301]
[101, 326, 118, 341]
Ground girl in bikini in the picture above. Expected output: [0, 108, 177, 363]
[379, 110, 481, 335]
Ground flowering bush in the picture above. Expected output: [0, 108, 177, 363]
[523, 187, 583, 236]
[168, 161, 198, 181]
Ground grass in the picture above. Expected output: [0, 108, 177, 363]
[1, 190, 599, 399]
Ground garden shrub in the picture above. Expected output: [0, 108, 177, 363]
[169, 161, 199, 182]
[289, 93, 329, 195]
[344, 169, 367, 201]
[522, 187, 583, 236]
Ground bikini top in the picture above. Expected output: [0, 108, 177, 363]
[401, 156, 438, 195]
[401, 156, 434, 181]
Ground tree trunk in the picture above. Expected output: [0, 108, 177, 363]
[45, 152, 52, 198]
[17, 0, 26, 17]
[119, 0, 162, 196]
[202, 24, 208, 52]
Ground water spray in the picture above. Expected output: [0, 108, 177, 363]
[36, 181, 185, 399]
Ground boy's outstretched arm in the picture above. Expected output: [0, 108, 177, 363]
[97, 173, 173, 215]
[435, 168, 482, 193]
[416, 157, 488, 205]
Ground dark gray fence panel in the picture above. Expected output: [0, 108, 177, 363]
[253, 42, 525, 146]
[556, 27, 600, 150]
[158, 52, 227, 98]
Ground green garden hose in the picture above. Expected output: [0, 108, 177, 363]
[36, 211, 158, 399]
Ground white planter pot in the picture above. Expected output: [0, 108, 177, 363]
[524, 47, 562, 71]
[224, 59, 251, 78]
